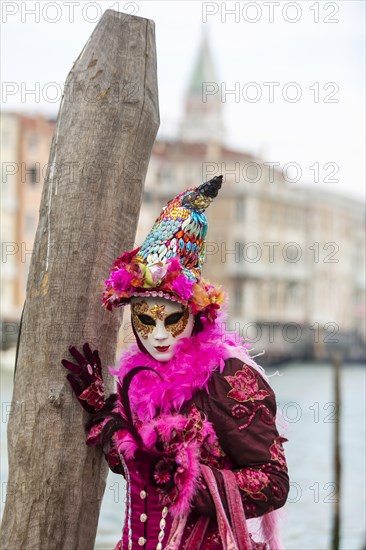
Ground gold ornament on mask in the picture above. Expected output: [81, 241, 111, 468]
[149, 304, 166, 320]
[131, 301, 154, 339]
[165, 307, 190, 338]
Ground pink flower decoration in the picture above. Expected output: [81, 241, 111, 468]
[172, 274, 194, 300]
[167, 257, 182, 272]
[110, 267, 134, 292]
[149, 263, 169, 284]
[154, 470, 171, 485]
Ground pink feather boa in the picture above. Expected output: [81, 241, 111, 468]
[110, 309, 266, 422]
[115, 405, 220, 516]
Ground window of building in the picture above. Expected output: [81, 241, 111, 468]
[286, 282, 296, 306]
[269, 281, 277, 309]
[31, 166, 38, 184]
[234, 240, 245, 263]
[235, 198, 245, 221]
[233, 282, 243, 315]
[25, 164, 39, 185]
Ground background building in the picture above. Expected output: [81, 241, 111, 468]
[1, 113, 55, 347]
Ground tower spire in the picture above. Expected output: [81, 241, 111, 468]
[179, 29, 224, 143]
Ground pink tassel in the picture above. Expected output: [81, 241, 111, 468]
[260, 509, 286, 550]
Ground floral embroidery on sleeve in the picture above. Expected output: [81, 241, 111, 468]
[236, 468, 270, 501]
[224, 364, 270, 403]
[269, 436, 288, 468]
[224, 364, 274, 430]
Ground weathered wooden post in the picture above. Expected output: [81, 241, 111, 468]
[1, 10, 159, 549]
[331, 352, 342, 550]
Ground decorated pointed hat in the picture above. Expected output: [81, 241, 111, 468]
[103, 175, 224, 321]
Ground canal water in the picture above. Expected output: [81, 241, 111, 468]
[1, 362, 365, 550]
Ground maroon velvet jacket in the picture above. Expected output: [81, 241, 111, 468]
[89, 357, 289, 548]
[185, 357, 289, 520]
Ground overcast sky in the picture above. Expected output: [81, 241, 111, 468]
[1, 0, 365, 200]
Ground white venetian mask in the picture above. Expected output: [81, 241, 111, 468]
[130, 296, 194, 361]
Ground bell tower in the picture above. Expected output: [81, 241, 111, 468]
[179, 30, 225, 144]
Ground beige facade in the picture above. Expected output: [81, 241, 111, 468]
[1, 113, 55, 320]
[1, 113, 20, 319]
[17, 114, 55, 307]
[306, 190, 365, 339]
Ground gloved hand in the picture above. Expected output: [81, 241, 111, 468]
[61, 343, 106, 413]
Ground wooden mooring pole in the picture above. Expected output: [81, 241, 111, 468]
[331, 352, 342, 550]
[1, 10, 159, 549]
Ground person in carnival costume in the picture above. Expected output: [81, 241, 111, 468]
[62, 175, 289, 550]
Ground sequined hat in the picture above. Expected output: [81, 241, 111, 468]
[103, 175, 225, 322]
